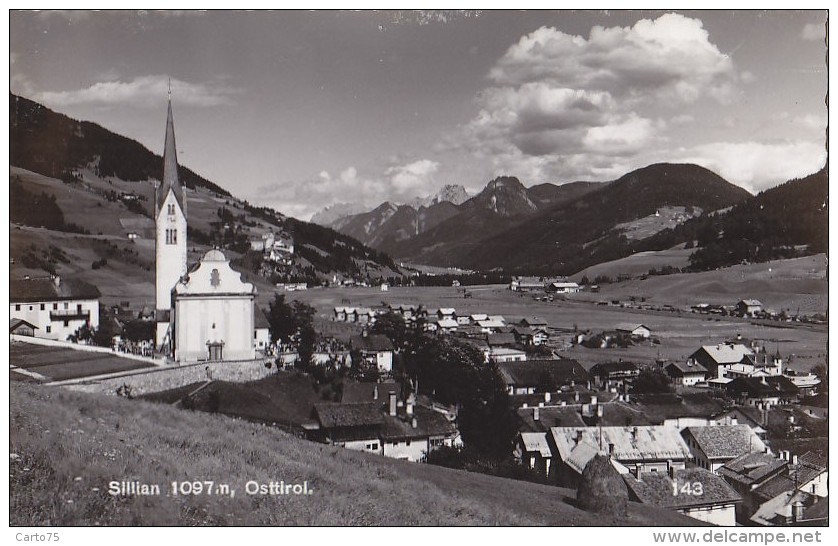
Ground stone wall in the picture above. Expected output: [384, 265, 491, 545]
[63, 358, 276, 397]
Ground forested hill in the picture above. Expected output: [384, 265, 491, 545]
[636, 167, 828, 271]
[10, 93, 231, 196]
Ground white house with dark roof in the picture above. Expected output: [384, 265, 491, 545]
[736, 299, 763, 317]
[688, 343, 755, 379]
[614, 323, 652, 339]
[10, 276, 101, 341]
[350, 333, 395, 373]
[665, 360, 708, 386]
[682, 425, 767, 473]
[548, 282, 581, 294]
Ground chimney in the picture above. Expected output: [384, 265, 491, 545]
[411, 417, 418, 429]
[53, 275, 61, 287]
[624, 393, 630, 403]
[574, 392, 580, 402]
[533, 407, 540, 421]
[597, 404, 604, 417]
[636, 467, 643, 482]
[591, 395, 598, 406]
[575, 430, 583, 445]
[792, 454, 799, 466]
[609, 442, 615, 455]
[373, 384, 379, 400]
[668, 461, 675, 479]
[406, 399, 414, 416]
[388, 391, 397, 417]
[544, 392, 551, 403]
[522, 403, 528, 409]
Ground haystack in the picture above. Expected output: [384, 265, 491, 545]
[576, 454, 628, 516]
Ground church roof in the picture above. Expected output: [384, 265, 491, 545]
[203, 249, 227, 262]
[156, 99, 186, 216]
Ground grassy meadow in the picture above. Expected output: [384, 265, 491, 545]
[10, 383, 697, 526]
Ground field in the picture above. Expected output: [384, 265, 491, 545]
[10, 383, 697, 526]
[289, 268, 827, 374]
[10, 341, 154, 382]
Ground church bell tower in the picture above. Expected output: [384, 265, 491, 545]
[155, 92, 188, 350]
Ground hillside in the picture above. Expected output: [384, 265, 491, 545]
[401, 163, 751, 273]
[637, 167, 828, 271]
[9, 94, 403, 304]
[10, 383, 696, 526]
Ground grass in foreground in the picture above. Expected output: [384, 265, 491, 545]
[10, 383, 697, 526]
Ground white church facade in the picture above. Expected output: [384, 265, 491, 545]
[154, 96, 259, 363]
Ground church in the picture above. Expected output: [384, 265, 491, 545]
[155, 96, 258, 363]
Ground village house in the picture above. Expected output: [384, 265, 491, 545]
[589, 361, 640, 389]
[10, 276, 101, 342]
[9, 318, 38, 337]
[509, 277, 546, 292]
[497, 358, 589, 395]
[747, 452, 828, 526]
[333, 306, 347, 322]
[547, 281, 581, 294]
[688, 343, 755, 379]
[665, 360, 708, 386]
[436, 308, 456, 321]
[436, 318, 458, 334]
[350, 333, 395, 373]
[736, 299, 763, 317]
[518, 316, 548, 329]
[623, 467, 742, 526]
[489, 347, 527, 363]
[514, 432, 553, 476]
[379, 397, 461, 462]
[313, 402, 384, 454]
[718, 451, 790, 523]
[724, 376, 799, 407]
[681, 425, 767, 473]
[614, 323, 652, 339]
[487, 332, 516, 348]
[476, 318, 505, 334]
[352, 307, 376, 324]
[711, 407, 769, 439]
[549, 425, 692, 487]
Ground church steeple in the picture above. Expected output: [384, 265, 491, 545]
[157, 95, 186, 217]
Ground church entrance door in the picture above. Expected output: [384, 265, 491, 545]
[208, 342, 223, 361]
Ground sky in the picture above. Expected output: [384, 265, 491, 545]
[9, 9, 829, 221]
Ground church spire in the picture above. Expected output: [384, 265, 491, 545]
[157, 94, 186, 217]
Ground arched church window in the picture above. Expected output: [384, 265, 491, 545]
[168, 203, 175, 216]
[211, 269, 221, 287]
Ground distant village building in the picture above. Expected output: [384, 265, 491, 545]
[548, 281, 581, 294]
[736, 299, 763, 317]
[10, 276, 101, 341]
[514, 432, 553, 476]
[9, 318, 38, 337]
[509, 277, 545, 292]
[688, 343, 755, 379]
[497, 358, 589, 395]
[665, 360, 708, 386]
[614, 323, 651, 339]
[350, 333, 395, 373]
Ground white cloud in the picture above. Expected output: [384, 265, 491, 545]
[33, 75, 243, 109]
[673, 140, 827, 193]
[386, 159, 440, 193]
[801, 22, 825, 41]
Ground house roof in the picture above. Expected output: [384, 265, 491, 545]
[519, 317, 548, 327]
[752, 474, 800, 504]
[477, 319, 505, 329]
[726, 376, 799, 397]
[551, 282, 580, 288]
[683, 425, 766, 460]
[438, 308, 456, 315]
[340, 381, 400, 404]
[11, 277, 101, 303]
[551, 425, 692, 463]
[9, 318, 38, 332]
[498, 358, 588, 387]
[590, 361, 640, 376]
[254, 306, 270, 329]
[491, 347, 526, 357]
[519, 432, 552, 458]
[665, 360, 709, 375]
[719, 452, 787, 487]
[380, 406, 458, 441]
[488, 333, 516, 346]
[515, 406, 587, 432]
[614, 323, 649, 333]
[470, 313, 488, 321]
[739, 299, 763, 306]
[790, 452, 828, 485]
[628, 393, 724, 424]
[313, 402, 385, 429]
[437, 318, 458, 328]
[694, 344, 754, 365]
[624, 468, 741, 509]
[350, 334, 394, 352]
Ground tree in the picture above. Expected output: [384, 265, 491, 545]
[630, 368, 673, 394]
[267, 294, 295, 343]
[369, 311, 407, 349]
[812, 363, 828, 393]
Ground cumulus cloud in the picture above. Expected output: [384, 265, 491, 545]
[456, 13, 745, 186]
[488, 13, 736, 102]
[386, 159, 440, 193]
[801, 22, 825, 41]
[33, 75, 243, 109]
[673, 140, 827, 193]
